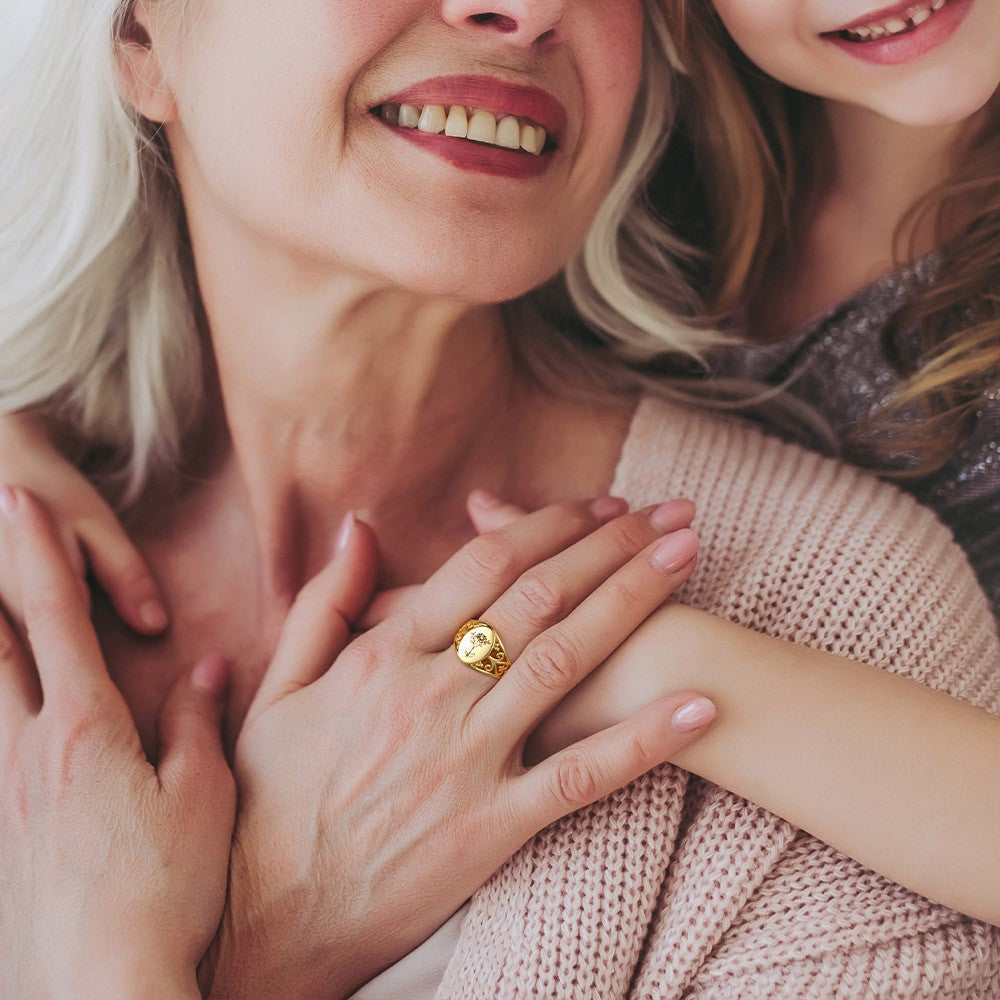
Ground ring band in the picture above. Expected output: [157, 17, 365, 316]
[454, 620, 512, 680]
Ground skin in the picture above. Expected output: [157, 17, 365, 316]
[708, 0, 1000, 334]
[0, 2, 719, 995]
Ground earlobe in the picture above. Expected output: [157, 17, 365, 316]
[115, 2, 177, 123]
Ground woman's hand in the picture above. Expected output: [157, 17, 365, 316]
[204, 499, 714, 999]
[0, 487, 235, 1000]
[0, 413, 169, 634]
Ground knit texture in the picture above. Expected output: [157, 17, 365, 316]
[436, 397, 1000, 999]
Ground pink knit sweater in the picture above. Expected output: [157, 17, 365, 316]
[433, 398, 1000, 998]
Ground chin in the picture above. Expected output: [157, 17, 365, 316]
[389, 253, 566, 305]
[875, 76, 1000, 128]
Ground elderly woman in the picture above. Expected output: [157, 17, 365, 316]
[2, 1, 999, 998]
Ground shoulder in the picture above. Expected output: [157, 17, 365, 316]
[615, 396, 999, 694]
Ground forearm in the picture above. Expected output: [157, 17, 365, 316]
[533, 603, 1000, 925]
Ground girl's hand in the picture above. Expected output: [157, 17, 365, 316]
[0, 414, 169, 634]
[204, 499, 713, 999]
[0, 487, 235, 1000]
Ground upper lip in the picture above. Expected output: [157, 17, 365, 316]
[825, 0, 935, 32]
[374, 74, 568, 140]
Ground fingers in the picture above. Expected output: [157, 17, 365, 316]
[78, 513, 169, 635]
[356, 584, 422, 631]
[483, 524, 699, 740]
[0, 605, 38, 728]
[407, 501, 610, 649]
[0, 486, 118, 710]
[466, 489, 628, 534]
[249, 514, 378, 719]
[513, 690, 716, 836]
[157, 655, 234, 796]
[477, 499, 695, 662]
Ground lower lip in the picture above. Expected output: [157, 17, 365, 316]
[372, 116, 553, 180]
[824, 0, 973, 66]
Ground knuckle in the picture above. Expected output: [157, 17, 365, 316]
[603, 516, 651, 560]
[608, 574, 646, 615]
[513, 570, 568, 629]
[344, 637, 383, 686]
[461, 531, 520, 589]
[519, 632, 583, 695]
[552, 750, 600, 810]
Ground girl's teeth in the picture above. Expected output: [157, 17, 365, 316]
[839, 0, 948, 41]
[380, 102, 548, 155]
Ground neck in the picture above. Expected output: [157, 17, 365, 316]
[822, 101, 970, 256]
[194, 226, 528, 601]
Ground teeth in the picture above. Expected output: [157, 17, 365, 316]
[377, 101, 550, 155]
[445, 105, 469, 138]
[467, 109, 497, 144]
[496, 115, 521, 150]
[839, 0, 946, 41]
[418, 104, 446, 134]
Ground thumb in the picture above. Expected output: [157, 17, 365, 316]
[157, 653, 232, 786]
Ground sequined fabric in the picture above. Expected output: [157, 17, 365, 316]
[713, 253, 1000, 619]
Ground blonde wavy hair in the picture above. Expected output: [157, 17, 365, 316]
[661, 0, 1000, 477]
[0, 0, 716, 508]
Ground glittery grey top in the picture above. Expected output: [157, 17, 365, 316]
[713, 253, 1000, 618]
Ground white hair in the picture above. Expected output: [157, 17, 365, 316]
[0, 0, 722, 508]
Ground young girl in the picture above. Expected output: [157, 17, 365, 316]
[1, 0, 998, 957]
[657, 0, 1000, 611]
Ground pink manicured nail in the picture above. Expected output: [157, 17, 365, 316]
[649, 498, 696, 534]
[650, 528, 699, 574]
[670, 697, 717, 733]
[590, 496, 629, 522]
[191, 655, 230, 698]
[336, 511, 356, 552]
[0, 485, 18, 518]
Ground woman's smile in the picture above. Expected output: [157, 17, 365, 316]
[371, 74, 567, 178]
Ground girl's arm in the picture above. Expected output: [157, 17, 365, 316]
[0, 413, 168, 632]
[533, 603, 1000, 927]
[471, 490, 1000, 929]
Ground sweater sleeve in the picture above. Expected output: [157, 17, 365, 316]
[437, 399, 1000, 1000]
[617, 400, 1000, 999]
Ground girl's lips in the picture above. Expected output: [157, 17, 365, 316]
[821, 0, 973, 65]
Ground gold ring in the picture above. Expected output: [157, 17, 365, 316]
[454, 620, 512, 680]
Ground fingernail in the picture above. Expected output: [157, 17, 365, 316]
[0, 485, 18, 518]
[589, 496, 629, 523]
[336, 511, 356, 552]
[650, 528, 699, 574]
[138, 599, 169, 632]
[671, 696, 716, 733]
[649, 498, 696, 533]
[191, 655, 230, 698]
[469, 488, 501, 509]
